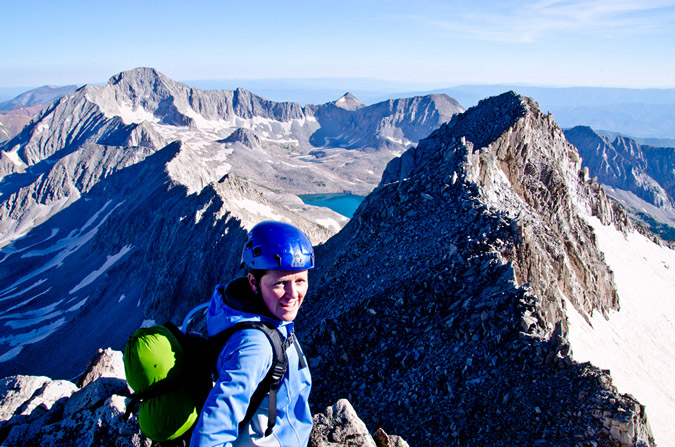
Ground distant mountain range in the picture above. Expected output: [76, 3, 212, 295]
[0, 85, 79, 112]
[177, 79, 675, 143]
[4, 79, 675, 145]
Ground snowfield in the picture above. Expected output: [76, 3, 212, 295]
[567, 216, 675, 446]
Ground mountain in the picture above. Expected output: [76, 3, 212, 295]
[1, 84, 672, 445]
[564, 126, 675, 240]
[332, 92, 365, 111]
[0, 67, 462, 380]
[307, 93, 462, 153]
[0, 105, 50, 144]
[298, 92, 669, 446]
[0, 85, 79, 112]
[3, 69, 673, 444]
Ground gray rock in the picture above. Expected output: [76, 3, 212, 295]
[77, 347, 126, 388]
[310, 399, 377, 447]
[0, 375, 77, 424]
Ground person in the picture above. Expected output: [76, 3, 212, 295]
[190, 220, 314, 447]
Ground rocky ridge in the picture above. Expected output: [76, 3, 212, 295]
[298, 92, 653, 446]
[564, 125, 675, 239]
[0, 349, 408, 447]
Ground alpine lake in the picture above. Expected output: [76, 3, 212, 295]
[299, 193, 366, 218]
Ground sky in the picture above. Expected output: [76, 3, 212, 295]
[2, 0, 675, 89]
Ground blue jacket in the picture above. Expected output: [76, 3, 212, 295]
[190, 278, 313, 447]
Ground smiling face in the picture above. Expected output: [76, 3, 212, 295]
[248, 269, 309, 321]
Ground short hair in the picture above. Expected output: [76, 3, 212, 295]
[247, 268, 268, 289]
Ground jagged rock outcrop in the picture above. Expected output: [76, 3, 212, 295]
[0, 348, 143, 447]
[332, 93, 365, 111]
[310, 400, 409, 447]
[0, 349, 403, 447]
[299, 92, 653, 446]
[565, 126, 675, 239]
[222, 127, 263, 150]
[308, 94, 463, 152]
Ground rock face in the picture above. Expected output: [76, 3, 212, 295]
[0, 349, 146, 447]
[0, 349, 400, 447]
[310, 400, 409, 447]
[308, 94, 461, 152]
[0, 105, 50, 144]
[565, 125, 675, 239]
[299, 92, 653, 446]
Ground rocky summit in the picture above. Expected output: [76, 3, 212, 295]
[298, 92, 653, 446]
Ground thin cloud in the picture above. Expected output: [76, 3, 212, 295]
[424, 0, 675, 43]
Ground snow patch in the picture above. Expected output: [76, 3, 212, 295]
[2, 148, 27, 169]
[0, 317, 66, 355]
[0, 279, 47, 303]
[567, 216, 675, 446]
[99, 101, 158, 125]
[1, 200, 123, 294]
[0, 346, 22, 362]
[231, 199, 283, 224]
[66, 297, 88, 312]
[69, 245, 133, 294]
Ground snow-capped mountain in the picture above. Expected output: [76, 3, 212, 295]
[0, 68, 462, 380]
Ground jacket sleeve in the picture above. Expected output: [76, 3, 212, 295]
[190, 328, 273, 447]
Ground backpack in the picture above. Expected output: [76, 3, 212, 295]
[123, 320, 290, 445]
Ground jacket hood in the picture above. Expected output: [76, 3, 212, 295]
[206, 277, 294, 338]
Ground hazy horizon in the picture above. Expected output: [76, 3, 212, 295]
[3, 1, 675, 89]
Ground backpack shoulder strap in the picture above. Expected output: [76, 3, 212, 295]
[210, 321, 288, 436]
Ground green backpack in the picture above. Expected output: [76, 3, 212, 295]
[124, 321, 289, 444]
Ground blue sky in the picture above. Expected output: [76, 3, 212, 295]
[2, 0, 675, 89]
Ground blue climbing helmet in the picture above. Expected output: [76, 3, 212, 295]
[241, 221, 315, 271]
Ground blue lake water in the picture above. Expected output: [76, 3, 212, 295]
[299, 194, 366, 218]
